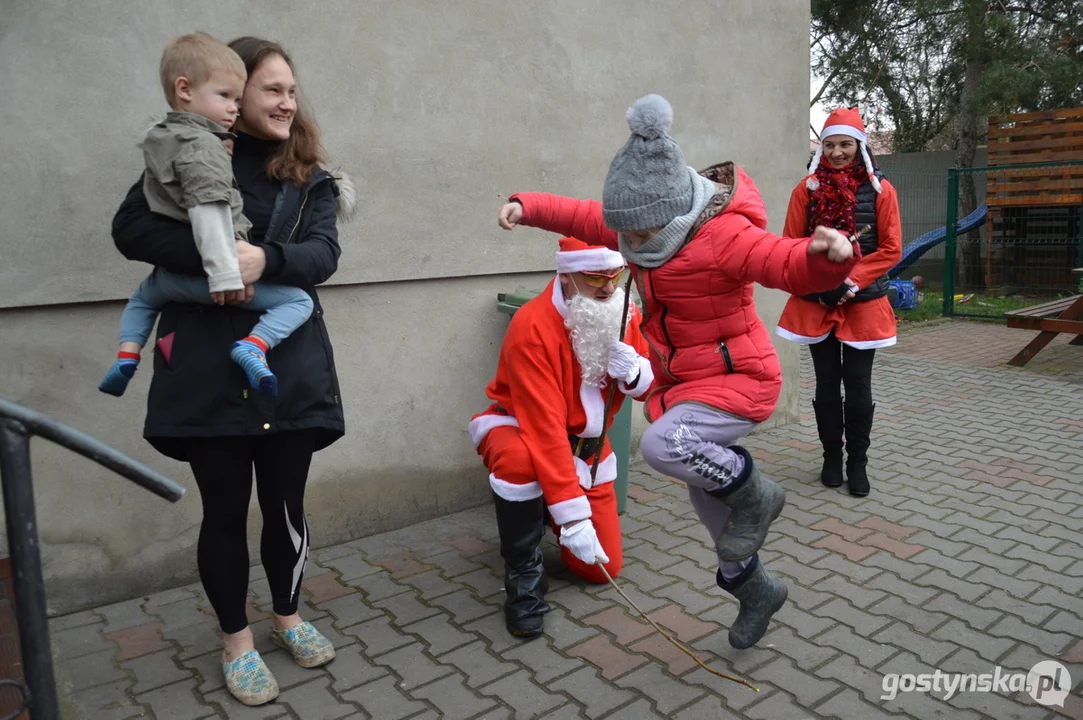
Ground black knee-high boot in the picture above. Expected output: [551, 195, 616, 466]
[844, 402, 875, 497]
[492, 493, 550, 638]
[813, 398, 845, 487]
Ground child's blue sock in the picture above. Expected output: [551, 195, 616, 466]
[99, 352, 141, 397]
[230, 337, 277, 397]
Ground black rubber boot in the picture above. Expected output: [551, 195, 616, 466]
[716, 554, 788, 649]
[706, 447, 786, 562]
[492, 493, 550, 638]
[813, 399, 845, 488]
[844, 402, 875, 497]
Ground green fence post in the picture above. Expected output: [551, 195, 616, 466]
[1076, 202, 1083, 295]
[943, 168, 959, 317]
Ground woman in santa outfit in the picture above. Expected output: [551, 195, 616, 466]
[776, 107, 903, 497]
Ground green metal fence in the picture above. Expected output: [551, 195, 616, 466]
[943, 161, 1083, 319]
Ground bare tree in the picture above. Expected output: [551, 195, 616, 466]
[813, 0, 1083, 288]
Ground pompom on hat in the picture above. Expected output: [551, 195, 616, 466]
[555, 237, 625, 274]
[602, 94, 695, 232]
[808, 107, 882, 193]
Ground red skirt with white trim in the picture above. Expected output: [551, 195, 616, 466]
[776, 295, 897, 349]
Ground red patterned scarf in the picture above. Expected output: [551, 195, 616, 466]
[807, 161, 869, 236]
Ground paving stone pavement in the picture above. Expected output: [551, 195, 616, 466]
[51, 321, 1083, 719]
[886, 318, 1083, 384]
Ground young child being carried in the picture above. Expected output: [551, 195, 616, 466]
[99, 32, 312, 398]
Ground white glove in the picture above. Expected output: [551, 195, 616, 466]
[558, 519, 610, 565]
[607, 340, 641, 383]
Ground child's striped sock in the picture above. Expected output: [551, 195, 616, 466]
[99, 351, 141, 397]
[230, 336, 277, 397]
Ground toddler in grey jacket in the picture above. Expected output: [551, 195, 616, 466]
[100, 32, 311, 398]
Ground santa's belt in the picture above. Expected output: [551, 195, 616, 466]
[569, 434, 601, 461]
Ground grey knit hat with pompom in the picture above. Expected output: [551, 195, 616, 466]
[602, 94, 694, 232]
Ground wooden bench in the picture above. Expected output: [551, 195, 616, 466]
[1004, 268, 1083, 366]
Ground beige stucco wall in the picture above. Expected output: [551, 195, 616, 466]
[0, 0, 810, 613]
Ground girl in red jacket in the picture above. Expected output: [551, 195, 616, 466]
[776, 108, 903, 498]
[498, 94, 859, 649]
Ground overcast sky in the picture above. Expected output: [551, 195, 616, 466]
[810, 84, 829, 140]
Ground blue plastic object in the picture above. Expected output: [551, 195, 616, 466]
[888, 202, 988, 279]
[887, 280, 918, 310]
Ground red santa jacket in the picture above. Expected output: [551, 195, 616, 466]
[469, 279, 653, 525]
[510, 164, 859, 423]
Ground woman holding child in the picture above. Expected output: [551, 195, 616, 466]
[112, 35, 354, 705]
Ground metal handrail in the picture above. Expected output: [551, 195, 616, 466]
[0, 397, 185, 720]
[0, 399, 184, 502]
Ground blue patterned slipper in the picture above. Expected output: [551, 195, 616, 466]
[271, 621, 336, 668]
[222, 650, 279, 706]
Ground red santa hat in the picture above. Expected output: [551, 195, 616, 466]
[555, 236, 626, 274]
[807, 107, 882, 193]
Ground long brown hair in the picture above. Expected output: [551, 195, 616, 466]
[229, 36, 325, 185]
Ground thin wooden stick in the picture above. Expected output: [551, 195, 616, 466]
[586, 270, 758, 692]
[596, 562, 758, 691]
[852, 224, 872, 242]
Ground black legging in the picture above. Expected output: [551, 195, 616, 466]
[808, 332, 876, 406]
[183, 430, 316, 634]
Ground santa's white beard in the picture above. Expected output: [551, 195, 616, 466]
[565, 287, 626, 388]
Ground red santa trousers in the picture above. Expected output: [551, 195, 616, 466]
[479, 425, 623, 583]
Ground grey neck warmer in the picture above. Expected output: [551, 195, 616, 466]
[618, 169, 717, 268]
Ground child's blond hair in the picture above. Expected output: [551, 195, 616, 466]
[159, 32, 246, 108]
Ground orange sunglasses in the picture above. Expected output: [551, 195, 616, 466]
[580, 268, 628, 288]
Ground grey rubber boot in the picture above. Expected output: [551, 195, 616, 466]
[716, 555, 788, 649]
[707, 446, 786, 562]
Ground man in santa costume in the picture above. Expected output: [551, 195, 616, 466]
[468, 237, 653, 639]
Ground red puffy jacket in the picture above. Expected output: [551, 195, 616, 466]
[512, 164, 859, 423]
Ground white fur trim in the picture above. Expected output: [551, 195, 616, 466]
[859, 144, 883, 192]
[331, 171, 358, 222]
[573, 453, 618, 490]
[468, 414, 520, 449]
[579, 382, 605, 438]
[619, 356, 654, 398]
[775, 326, 833, 344]
[489, 474, 544, 501]
[549, 495, 592, 525]
[841, 336, 897, 350]
[551, 278, 568, 319]
[555, 247, 625, 274]
[821, 124, 868, 143]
